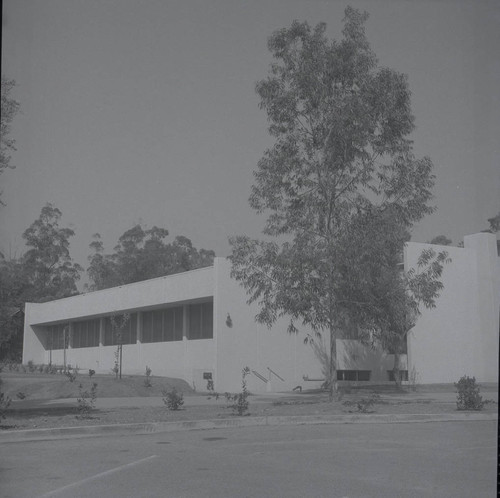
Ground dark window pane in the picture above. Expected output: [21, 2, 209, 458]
[129, 314, 137, 344]
[174, 307, 183, 341]
[104, 318, 113, 346]
[188, 305, 201, 340]
[163, 309, 174, 341]
[142, 312, 152, 343]
[72, 323, 80, 348]
[153, 310, 163, 342]
[201, 303, 213, 339]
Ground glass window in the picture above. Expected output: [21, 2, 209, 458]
[103, 314, 137, 346]
[142, 311, 153, 343]
[174, 307, 183, 341]
[142, 306, 183, 343]
[163, 308, 175, 342]
[72, 319, 100, 348]
[153, 310, 163, 342]
[188, 302, 213, 340]
[45, 324, 68, 350]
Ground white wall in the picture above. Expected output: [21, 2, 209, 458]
[406, 233, 499, 383]
[213, 258, 325, 393]
[23, 267, 215, 386]
[23, 238, 498, 390]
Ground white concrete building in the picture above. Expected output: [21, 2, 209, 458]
[406, 232, 499, 384]
[22, 233, 499, 392]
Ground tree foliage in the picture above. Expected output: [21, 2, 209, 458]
[0, 204, 81, 359]
[87, 224, 215, 290]
[0, 78, 20, 205]
[21, 203, 83, 302]
[0, 257, 27, 361]
[486, 211, 500, 233]
[368, 244, 450, 384]
[230, 8, 437, 392]
[428, 235, 452, 246]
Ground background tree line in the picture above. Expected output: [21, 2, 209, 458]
[0, 203, 215, 361]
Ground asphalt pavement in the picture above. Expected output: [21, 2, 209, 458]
[2, 421, 497, 498]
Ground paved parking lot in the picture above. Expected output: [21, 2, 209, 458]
[2, 420, 496, 497]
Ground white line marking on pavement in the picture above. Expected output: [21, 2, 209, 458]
[38, 455, 158, 497]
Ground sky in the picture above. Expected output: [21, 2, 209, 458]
[1, 0, 499, 280]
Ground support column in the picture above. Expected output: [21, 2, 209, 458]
[183, 305, 189, 387]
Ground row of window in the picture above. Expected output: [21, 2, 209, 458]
[44, 303, 213, 350]
[336, 370, 410, 381]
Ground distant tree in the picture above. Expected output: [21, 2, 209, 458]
[0, 78, 20, 205]
[0, 204, 81, 359]
[22, 203, 82, 302]
[229, 8, 436, 397]
[87, 224, 215, 290]
[0, 256, 28, 361]
[486, 211, 500, 233]
[428, 235, 452, 246]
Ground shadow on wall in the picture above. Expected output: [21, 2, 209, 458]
[339, 340, 403, 382]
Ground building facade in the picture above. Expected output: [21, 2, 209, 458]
[22, 233, 499, 392]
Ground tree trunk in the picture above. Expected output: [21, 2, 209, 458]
[393, 351, 402, 388]
[119, 344, 123, 380]
[328, 328, 338, 401]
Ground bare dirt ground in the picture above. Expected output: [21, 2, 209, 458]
[1, 372, 497, 431]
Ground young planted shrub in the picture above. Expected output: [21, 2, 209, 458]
[343, 393, 381, 413]
[77, 382, 98, 418]
[162, 387, 184, 411]
[455, 375, 484, 411]
[225, 367, 251, 416]
[0, 379, 11, 420]
[144, 366, 152, 388]
[65, 368, 77, 383]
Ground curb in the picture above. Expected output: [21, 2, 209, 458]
[0, 412, 496, 443]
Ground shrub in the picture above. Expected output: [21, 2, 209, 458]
[0, 382, 11, 420]
[225, 367, 251, 416]
[144, 366, 152, 387]
[455, 375, 484, 411]
[65, 369, 77, 383]
[77, 382, 98, 418]
[162, 387, 184, 411]
[343, 393, 381, 413]
[88, 369, 95, 378]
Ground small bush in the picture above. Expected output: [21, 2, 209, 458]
[225, 367, 251, 416]
[16, 391, 26, 400]
[162, 387, 184, 411]
[343, 393, 381, 413]
[0, 390, 11, 420]
[88, 369, 95, 378]
[455, 375, 484, 411]
[77, 382, 98, 418]
[65, 369, 77, 383]
[144, 366, 152, 388]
